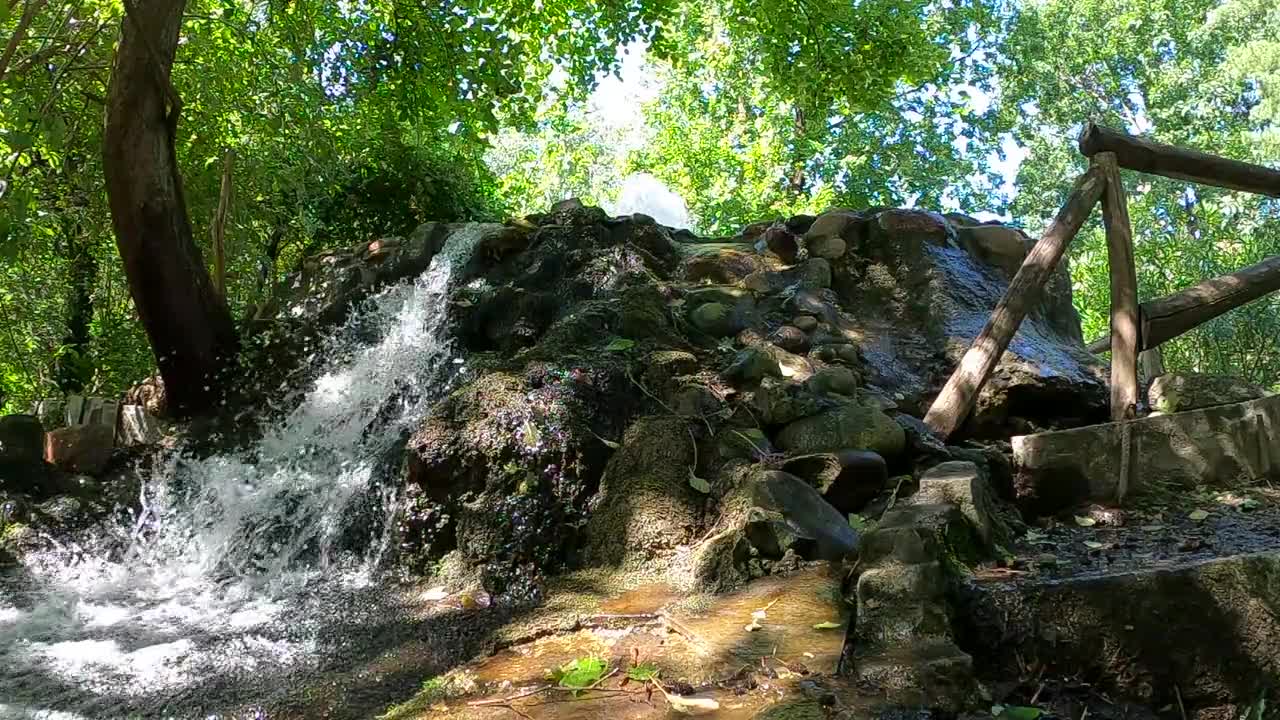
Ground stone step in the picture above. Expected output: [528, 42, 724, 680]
[852, 638, 978, 709]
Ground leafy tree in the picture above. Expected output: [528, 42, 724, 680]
[1001, 0, 1280, 385]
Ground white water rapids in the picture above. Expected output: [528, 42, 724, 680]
[0, 232, 479, 719]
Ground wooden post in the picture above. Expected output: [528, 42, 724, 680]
[1079, 122, 1280, 198]
[212, 149, 234, 299]
[924, 166, 1106, 438]
[1094, 152, 1140, 421]
[1087, 253, 1280, 353]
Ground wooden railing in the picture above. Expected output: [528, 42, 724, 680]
[924, 122, 1280, 439]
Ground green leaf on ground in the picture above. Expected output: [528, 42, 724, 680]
[688, 473, 711, 493]
[1073, 516, 1096, 527]
[812, 621, 842, 630]
[626, 662, 660, 682]
[604, 337, 635, 352]
[993, 705, 1043, 720]
[551, 656, 608, 693]
[1188, 509, 1210, 521]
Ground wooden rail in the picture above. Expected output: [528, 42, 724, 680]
[925, 122, 1280, 442]
[1079, 123, 1280, 197]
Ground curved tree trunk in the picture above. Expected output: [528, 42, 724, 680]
[102, 0, 238, 417]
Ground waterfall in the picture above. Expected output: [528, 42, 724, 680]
[0, 228, 482, 719]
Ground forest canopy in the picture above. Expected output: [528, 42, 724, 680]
[1, 0, 1278, 412]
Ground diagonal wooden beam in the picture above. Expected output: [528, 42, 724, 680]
[924, 166, 1106, 438]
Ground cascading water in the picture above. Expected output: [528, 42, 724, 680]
[0, 229, 483, 719]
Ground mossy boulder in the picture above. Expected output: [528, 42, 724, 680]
[775, 399, 906, 458]
[1148, 372, 1270, 414]
[584, 416, 704, 566]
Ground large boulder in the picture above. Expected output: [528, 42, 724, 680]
[745, 470, 859, 561]
[1148, 372, 1270, 414]
[44, 424, 114, 476]
[821, 208, 1107, 436]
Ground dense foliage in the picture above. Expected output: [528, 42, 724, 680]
[1, 0, 1278, 412]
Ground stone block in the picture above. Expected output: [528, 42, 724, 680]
[1012, 394, 1280, 513]
[44, 424, 114, 475]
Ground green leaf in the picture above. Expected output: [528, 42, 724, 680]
[551, 656, 608, 693]
[994, 706, 1043, 720]
[604, 337, 635, 352]
[626, 662, 660, 682]
[1188, 509, 1210, 521]
[688, 472, 711, 494]
[1073, 516, 1096, 527]
[812, 621, 842, 630]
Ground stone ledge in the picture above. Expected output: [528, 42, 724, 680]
[956, 551, 1280, 707]
[1012, 394, 1280, 514]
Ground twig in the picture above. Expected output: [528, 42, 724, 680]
[1030, 680, 1045, 705]
[467, 685, 550, 707]
[1174, 684, 1187, 720]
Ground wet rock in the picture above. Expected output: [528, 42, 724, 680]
[738, 330, 814, 381]
[743, 258, 832, 293]
[804, 211, 862, 260]
[722, 347, 782, 387]
[775, 400, 906, 459]
[829, 207, 1106, 435]
[1148, 372, 1269, 414]
[585, 416, 703, 565]
[769, 325, 810, 354]
[792, 315, 818, 332]
[746, 470, 858, 560]
[43, 424, 114, 476]
[912, 461, 1006, 548]
[806, 366, 860, 397]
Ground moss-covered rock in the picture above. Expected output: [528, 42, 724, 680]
[584, 416, 704, 566]
[775, 399, 906, 458]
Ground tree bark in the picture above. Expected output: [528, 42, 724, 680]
[1094, 152, 1140, 422]
[923, 166, 1106, 439]
[102, 0, 237, 417]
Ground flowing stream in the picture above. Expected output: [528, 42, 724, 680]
[0, 233, 480, 719]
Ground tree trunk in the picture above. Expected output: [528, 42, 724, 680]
[102, 0, 238, 416]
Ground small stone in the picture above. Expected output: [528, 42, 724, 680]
[688, 302, 736, 337]
[770, 325, 810, 354]
[808, 367, 860, 397]
[797, 258, 832, 289]
[1035, 553, 1058, 568]
[793, 315, 819, 332]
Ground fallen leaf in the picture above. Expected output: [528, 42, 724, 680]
[1083, 540, 1105, 550]
[688, 473, 711, 494]
[1073, 516, 1096, 527]
[751, 609, 767, 621]
[1189, 509, 1210, 521]
[996, 706, 1044, 720]
[812, 621, 842, 630]
[743, 621, 761, 632]
[421, 586, 448, 601]
[666, 694, 721, 715]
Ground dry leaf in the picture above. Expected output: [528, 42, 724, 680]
[666, 695, 721, 715]
[1189, 509, 1210, 521]
[1073, 516, 1096, 527]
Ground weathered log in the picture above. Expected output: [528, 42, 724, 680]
[1087, 253, 1280, 353]
[924, 166, 1106, 438]
[1079, 123, 1280, 198]
[1094, 152, 1140, 422]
